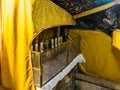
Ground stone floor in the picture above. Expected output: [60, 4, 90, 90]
[54, 66, 120, 90]
[75, 80, 111, 90]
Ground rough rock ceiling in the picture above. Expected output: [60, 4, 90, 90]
[51, 0, 120, 35]
[51, 0, 115, 15]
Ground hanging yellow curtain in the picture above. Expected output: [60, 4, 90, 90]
[112, 0, 120, 51]
[32, 0, 75, 35]
[1, 0, 74, 89]
[113, 30, 120, 50]
[1, 0, 35, 90]
[69, 29, 120, 83]
[0, 0, 1, 85]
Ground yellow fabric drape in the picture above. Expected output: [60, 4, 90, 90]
[0, 0, 2, 83]
[73, 0, 120, 19]
[113, 30, 120, 50]
[72, 0, 120, 51]
[73, 1, 116, 19]
[1, 0, 74, 89]
[2, 0, 35, 90]
[32, 0, 75, 35]
[69, 29, 120, 83]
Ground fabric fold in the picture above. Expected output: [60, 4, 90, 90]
[1, 0, 35, 90]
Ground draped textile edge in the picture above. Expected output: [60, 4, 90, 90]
[73, 1, 116, 19]
[32, 0, 75, 36]
[0, 0, 2, 85]
[1, 0, 35, 90]
[31, 0, 75, 89]
[69, 29, 120, 83]
[112, 29, 120, 50]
